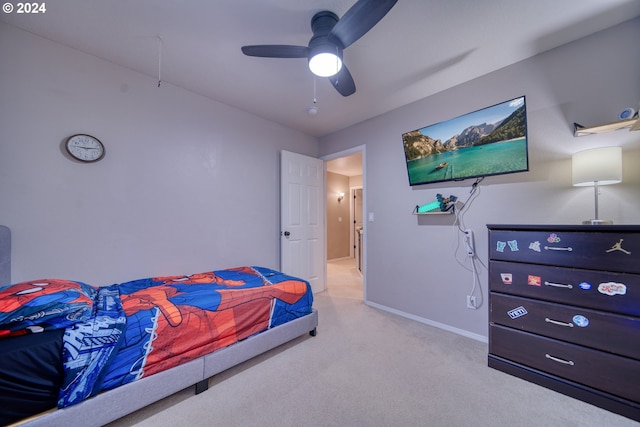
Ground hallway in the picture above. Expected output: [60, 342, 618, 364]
[326, 258, 362, 301]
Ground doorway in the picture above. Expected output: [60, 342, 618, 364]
[323, 146, 365, 301]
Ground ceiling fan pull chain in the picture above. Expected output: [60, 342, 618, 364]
[313, 76, 317, 104]
[157, 35, 163, 88]
[307, 77, 319, 115]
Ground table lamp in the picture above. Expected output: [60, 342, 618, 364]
[572, 146, 622, 225]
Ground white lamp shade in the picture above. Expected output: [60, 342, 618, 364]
[572, 146, 622, 187]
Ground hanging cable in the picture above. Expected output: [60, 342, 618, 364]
[454, 177, 484, 232]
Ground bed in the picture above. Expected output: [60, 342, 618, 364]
[0, 225, 318, 427]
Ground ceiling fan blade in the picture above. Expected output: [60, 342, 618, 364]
[329, 65, 356, 97]
[241, 45, 309, 58]
[329, 0, 397, 49]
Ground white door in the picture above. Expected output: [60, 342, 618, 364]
[280, 150, 325, 293]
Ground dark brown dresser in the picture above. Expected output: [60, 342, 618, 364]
[487, 224, 640, 422]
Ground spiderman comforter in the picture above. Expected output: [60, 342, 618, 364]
[0, 266, 313, 411]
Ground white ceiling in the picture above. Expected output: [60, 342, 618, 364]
[2, 0, 639, 139]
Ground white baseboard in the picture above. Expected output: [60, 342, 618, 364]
[365, 300, 488, 343]
[327, 256, 353, 262]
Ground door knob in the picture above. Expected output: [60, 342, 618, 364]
[283, 231, 291, 237]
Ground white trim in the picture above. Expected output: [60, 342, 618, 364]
[327, 256, 352, 262]
[365, 300, 488, 343]
[321, 145, 365, 162]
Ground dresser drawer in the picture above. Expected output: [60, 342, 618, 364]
[489, 325, 640, 402]
[489, 260, 640, 316]
[490, 293, 640, 359]
[489, 229, 640, 273]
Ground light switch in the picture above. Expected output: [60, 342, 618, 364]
[368, 212, 374, 222]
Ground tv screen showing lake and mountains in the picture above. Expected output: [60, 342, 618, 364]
[402, 96, 529, 186]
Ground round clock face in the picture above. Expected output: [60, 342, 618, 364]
[65, 134, 105, 162]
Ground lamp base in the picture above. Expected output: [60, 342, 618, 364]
[582, 219, 613, 225]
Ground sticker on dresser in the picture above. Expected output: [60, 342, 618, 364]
[496, 240, 519, 252]
[547, 233, 561, 243]
[527, 275, 541, 286]
[572, 315, 590, 327]
[606, 239, 631, 255]
[597, 282, 627, 296]
[507, 306, 528, 319]
[578, 281, 592, 290]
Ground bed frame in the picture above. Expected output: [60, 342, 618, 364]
[0, 225, 318, 427]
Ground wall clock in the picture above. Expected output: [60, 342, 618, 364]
[65, 134, 105, 163]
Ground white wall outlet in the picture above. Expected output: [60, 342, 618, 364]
[467, 295, 477, 309]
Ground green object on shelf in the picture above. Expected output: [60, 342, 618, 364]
[417, 201, 440, 213]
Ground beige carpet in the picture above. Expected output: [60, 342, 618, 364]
[107, 259, 637, 427]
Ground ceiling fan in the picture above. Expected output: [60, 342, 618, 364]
[241, 0, 398, 97]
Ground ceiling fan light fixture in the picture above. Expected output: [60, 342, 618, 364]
[308, 36, 343, 77]
[309, 52, 342, 77]
[241, 1, 398, 96]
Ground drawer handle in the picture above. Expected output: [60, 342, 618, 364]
[545, 353, 575, 366]
[544, 246, 573, 252]
[544, 317, 574, 328]
[544, 281, 573, 289]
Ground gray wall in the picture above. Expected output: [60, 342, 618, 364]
[319, 18, 640, 340]
[0, 22, 318, 285]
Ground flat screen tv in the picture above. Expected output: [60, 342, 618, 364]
[402, 96, 529, 186]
